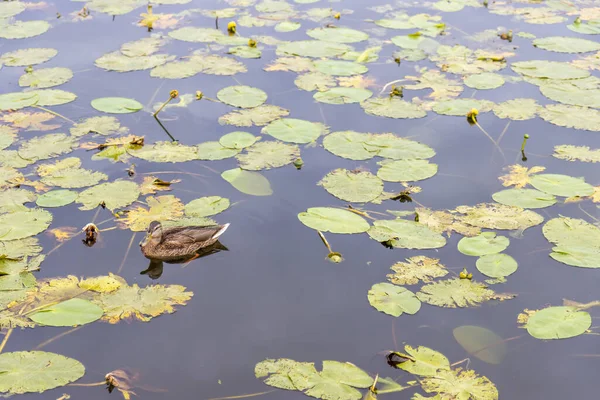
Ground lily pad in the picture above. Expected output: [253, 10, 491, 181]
[0, 48, 57, 67]
[453, 325, 507, 365]
[0, 92, 39, 111]
[29, 298, 103, 327]
[457, 232, 509, 256]
[539, 104, 600, 132]
[128, 141, 198, 163]
[542, 217, 600, 268]
[306, 27, 369, 43]
[91, 97, 143, 114]
[277, 40, 352, 58]
[295, 72, 336, 92]
[432, 99, 494, 116]
[275, 21, 301, 32]
[368, 219, 446, 249]
[76, 180, 140, 211]
[525, 306, 591, 340]
[217, 86, 268, 108]
[511, 60, 590, 79]
[70, 116, 127, 137]
[197, 142, 240, 160]
[262, 118, 327, 144]
[395, 345, 450, 376]
[0, 209, 52, 241]
[476, 254, 518, 278]
[0, 20, 50, 39]
[228, 46, 262, 59]
[221, 168, 273, 196]
[0, 351, 84, 394]
[120, 195, 184, 232]
[361, 98, 426, 119]
[417, 278, 514, 308]
[455, 203, 544, 231]
[318, 169, 383, 203]
[237, 141, 299, 170]
[219, 132, 258, 149]
[18, 134, 76, 161]
[185, 196, 230, 217]
[219, 105, 290, 127]
[36, 190, 78, 208]
[377, 159, 438, 182]
[533, 36, 600, 53]
[314, 60, 368, 76]
[492, 188, 556, 209]
[367, 283, 421, 317]
[387, 256, 448, 285]
[419, 368, 498, 399]
[95, 52, 172, 72]
[493, 98, 540, 120]
[464, 73, 505, 90]
[553, 145, 600, 163]
[27, 89, 76, 107]
[529, 174, 594, 197]
[314, 87, 372, 104]
[298, 207, 370, 234]
[18, 68, 73, 89]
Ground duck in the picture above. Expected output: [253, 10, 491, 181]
[139, 221, 230, 262]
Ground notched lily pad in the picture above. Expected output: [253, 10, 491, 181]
[298, 207, 370, 234]
[367, 282, 421, 317]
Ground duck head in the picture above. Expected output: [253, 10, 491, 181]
[140, 221, 163, 247]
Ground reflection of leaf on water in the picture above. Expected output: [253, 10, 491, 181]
[0, 112, 60, 132]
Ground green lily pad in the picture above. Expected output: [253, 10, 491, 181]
[543, 217, 600, 268]
[306, 27, 369, 43]
[228, 46, 262, 59]
[18, 67, 73, 89]
[0, 48, 57, 67]
[298, 207, 370, 234]
[0, 351, 84, 394]
[0, 20, 50, 39]
[539, 104, 600, 132]
[38, 158, 107, 189]
[314, 87, 372, 104]
[367, 282, 421, 317]
[417, 278, 514, 308]
[318, 169, 383, 203]
[277, 40, 352, 58]
[511, 60, 590, 79]
[95, 52, 172, 72]
[196, 141, 240, 160]
[76, 180, 140, 211]
[539, 81, 600, 108]
[18, 133, 76, 161]
[0, 209, 52, 241]
[455, 203, 544, 231]
[529, 174, 594, 197]
[91, 97, 143, 114]
[314, 60, 367, 76]
[237, 141, 299, 170]
[553, 144, 600, 163]
[368, 219, 446, 249]
[217, 86, 268, 108]
[0, 92, 39, 111]
[261, 118, 327, 144]
[29, 298, 103, 327]
[120, 37, 164, 57]
[168, 27, 226, 43]
[275, 21, 301, 32]
[377, 159, 438, 182]
[395, 345, 450, 376]
[70, 116, 128, 137]
[0, 1, 26, 18]
[221, 168, 273, 196]
[219, 105, 290, 127]
[219, 132, 258, 149]
[493, 98, 540, 120]
[419, 367, 498, 399]
[0, 188, 36, 212]
[391, 35, 438, 50]
[453, 325, 507, 365]
[27, 89, 76, 106]
[457, 232, 509, 256]
[464, 73, 505, 90]
[361, 98, 426, 119]
[36, 190, 78, 208]
[476, 253, 518, 278]
[185, 197, 230, 217]
[568, 19, 600, 35]
[128, 141, 198, 163]
[492, 188, 556, 209]
[432, 99, 494, 116]
[533, 36, 600, 53]
[525, 306, 591, 339]
[295, 72, 336, 92]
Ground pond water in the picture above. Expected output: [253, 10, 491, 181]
[2, 0, 600, 398]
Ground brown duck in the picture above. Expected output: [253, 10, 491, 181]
[139, 221, 230, 262]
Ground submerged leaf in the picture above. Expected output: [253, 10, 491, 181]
[221, 168, 273, 196]
[453, 325, 507, 365]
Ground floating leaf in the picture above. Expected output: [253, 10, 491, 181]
[95, 52, 172, 72]
[539, 104, 600, 132]
[453, 325, 507, 365]
[432, 99, 494, 116]
[36, 190, 77, 208]
[0, 92, 39, 111]
[77, 180, 140, 211]
[0, 20, 50, 39]
[539, 81, 600, 108]
[29, 298, 103, 327]
[404, 69, 463, 100]
[493, 98, 540, 120]
[387, 256, 448, 285]
[197, 141, 240, 160]
[298, 207, 370, 234]
[295, 72, 336, 92]
[417, 278, 515, 308]
[454, 203, 544, 231]
[0, 209, 52, 241]
[368, 219, 446, 249]
[367, 282, 421, 317]
[0, 351, 84, 394]
[19, 67, 73, 89]
[476, 254, 518, 278]
[217, 85, 268, 108]
[415, 207, 481, 237]
[38, 157, 107, 188]
[553, 144, 600, 163]
[0, 237, 41, 259]
[0, 48, 57, 67]
[529, 174, 594, 197]
[0, 1, 26, 18]
[237, 141, 299, 170]
[18, 133, 76, 162]
[28, 89, 77, 107]
[262, 118, 327, 144]
[277, 40, 353, 58]
[306, 27, 368, 43]
[511, 60, 590, 79]
[419, 368, 498, 399]
[498, 164, 545, 188]
[0, 188, 36, 212]
[318, 169, 383, 203]
[524, 306, 591, 340]
[219, 105, 289, 127]
[396, 345, 450, 376]
[377, 159, 438, 182]
[275, 21, 301, 32]
[70, 116, 128, 137]
[91, 97, 143, 114]
[314, 87, 372, 104]
[464, 72, 505, 90]
[128, 141, 197, 163]
[185, 196, 230, 217]
[120, 195, 184, 231]
[221, 168, 273, 196]
[1, 111, 60, 132]
[361, 98, 426, 119]
[228, 46, 262, 59]
[543, 217, 600, 268]
[313, 60, 367, 77]
[533, 36, 600, 53]
[492, 188, 556, 209]
[457, 232, 509, 256]
[93, 283, 193, 323]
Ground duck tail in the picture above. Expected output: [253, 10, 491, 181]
[212, 223, 230, 239]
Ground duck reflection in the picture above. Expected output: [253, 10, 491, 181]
[140, 242, 229, 280]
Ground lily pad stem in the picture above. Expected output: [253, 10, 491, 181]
[153, 97, 173, 118]
[0, 328, 13, 354]
[318, 231, 333, 252]
[33, 105, 75, 124]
